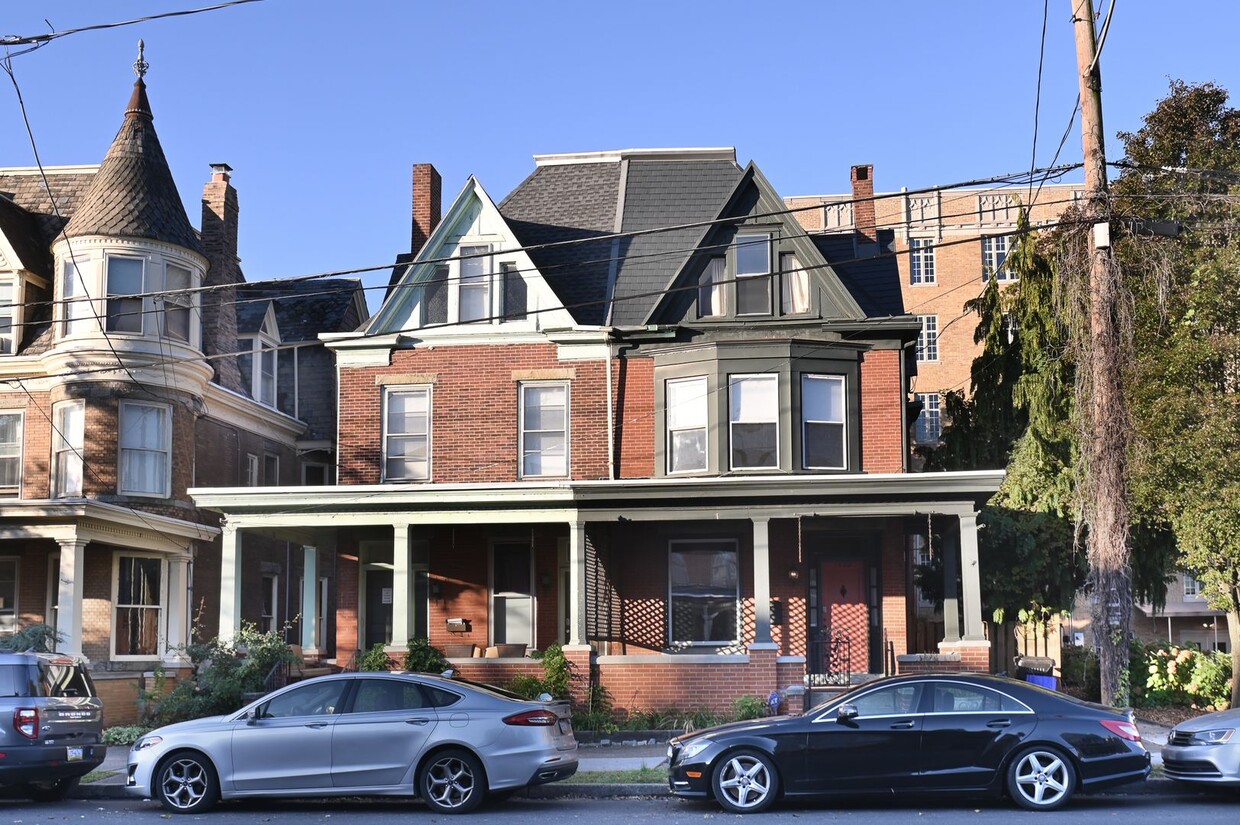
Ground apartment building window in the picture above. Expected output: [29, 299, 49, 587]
[735, 234, 772, 315]
[500, 262, 527, 321]
[916, 315, 939, 362]
[0, 559, 17, 634]
[909, 238, 936, 285]
[982, 235, 1013, 282]
[302, 463, 329, 485]
[666, 376, 708, 474]
[1183, 574, 1204, 600]
[0, 280, 16, 355]
[263, 453, 279, 486]
[383, 386, 431, 481]
[114, 554, 164, 657]
[915, 392, 942, 444]
[781, 252, 810, 314]
[245, 453, 259, 486]
[0, 412, 21, 497]
[729, 374, 778, 469]
[162, 263, 192, 342]
[802, 375, 846, 470]
[118, 401, 171, 497]
[458, 245, 492, 323]
[698, 258, 726, 318]
[261, 574, 278, 633]
[105, 257, 144, 334]
[519, 382, 568, 478]
[52, 400, 84, 498]
[669, 539, 739, 645]
[61, 260, 92, 336]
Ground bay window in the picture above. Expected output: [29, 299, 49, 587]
[666, 376, 707, 473]
[669, 540, 739, 645]
[61, 260, 91, 336]
[519, 382, 568, 477]
[729, 374, 778, 469]
[113, 554, 164, 657]
[802, 375, 846, 469]
[53, 400, 84, 498]
[105, 257, 144, 333]
[118, 401, 170, 497]
[162, 263, 192, 342]
[383, 386, 431, 481]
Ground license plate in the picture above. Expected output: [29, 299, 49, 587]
[558, 719, 572, 735]
[67, 747, 83, 762]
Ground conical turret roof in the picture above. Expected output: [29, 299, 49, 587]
[63, 72, 203, 254]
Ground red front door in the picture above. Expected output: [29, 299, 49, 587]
[819, 560, 867, 673]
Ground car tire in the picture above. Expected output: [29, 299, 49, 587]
[155, 750, 220, 815]
[1006, 745, 1076, 811]
[711, 748, 779, 814]
[23, 775, 80, 802]
[420, 748, 486, 814]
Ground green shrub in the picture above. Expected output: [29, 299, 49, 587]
[360, 642, 395, 672]
[539, 644, 575, 699]
[730, 694, 768, 720]
[103, 725, 151, 746]
[402, 638, 447, 673]
[1142, 643, 1233, 709]
[0, 623, 61, 653]
[505, 675, 547, 699]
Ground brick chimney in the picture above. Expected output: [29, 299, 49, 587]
[411, 163, 442, 257]
[851, 164, 877, 248]
[200, 162, 245, 393]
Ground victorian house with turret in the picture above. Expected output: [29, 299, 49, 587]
[0, 53, 366, 722]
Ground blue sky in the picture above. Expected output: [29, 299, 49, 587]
[4, 1, 1239, 314]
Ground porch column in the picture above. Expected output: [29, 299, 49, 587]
[941, 522, 961, 643]
[164, 554, 191, 660]
[392, 524, 410, 648]
[568, 522, 587, 646]
[751, 517, 774, 645]
[301, 545, 318, 653]
[959, 512, 985, 641]
[55, 539, 87, 658]
[218, 523, 241, 641]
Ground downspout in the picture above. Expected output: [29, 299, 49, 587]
[293, 344, 300, 421]
[606, 328, 615, 480]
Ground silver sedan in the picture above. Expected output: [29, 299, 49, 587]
[126, 672, 577, 814]
[1163, 707, 1240, 787]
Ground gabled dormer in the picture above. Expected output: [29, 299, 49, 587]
[0, 194, 50, 356]
[367, 176, 574, 339]
[237, 302, 280, 408]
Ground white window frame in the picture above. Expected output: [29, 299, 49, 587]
[801, 374, 847, 471]
[105, 255, 146, 334]
[118, 400, 171, 498]
[457, 244, 493, 324]
[239, 312, 280, 408]
[519, 381, 569, 479]
[245, 453, 259, 487]
[489, 540, 535, 647]
[382, 386, 432, 482]
[728, 373, 779, 470]
[917, 315, 939, 362]
[0, 557, 19, 635]
[915, 392, 942, 445]
[46, 553, 60, 631]
[735, 233, 772, 316]
[52, 399, 84, 498]
[780, 252, 810, 315]
[317, 576, 329, 651]
[261, 574, 278, 634]
[0, 410, 22, 498]
[909, 237, 936, 285]
[0, 278, 18, 355]
[162, 262, 193, 342]
[668, 538, 740, 647]
[666, 376, 708, 474]
[111, 552, 167, 660]
[982, 235, 1014, 282]
[60, 259, 93, 337]
[1183, 574, 1205, 601]
[263, 453, 279, 487]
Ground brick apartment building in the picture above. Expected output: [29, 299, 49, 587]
[194, 149, 1003, 713]
[0, 57, 365, 723]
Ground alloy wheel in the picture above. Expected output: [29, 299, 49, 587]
[160, 757, 210, 810]
[716, 753, 773, 810]
[1012, 749, 1071, 808]
[424, 754, 478, 810]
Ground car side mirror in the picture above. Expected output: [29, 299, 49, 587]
[837, 703, 858, 722]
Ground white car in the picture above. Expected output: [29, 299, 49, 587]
[126, 672, 577, 814]
[1163, 707, 1240, 787]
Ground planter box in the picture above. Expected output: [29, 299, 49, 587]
[443, 643, 478, 658]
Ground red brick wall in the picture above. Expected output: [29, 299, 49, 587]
[859, 349, 904, 473]
[616, 356, 654, 478]
[336, 551, 359, 660]
[881, 524, 909, 658]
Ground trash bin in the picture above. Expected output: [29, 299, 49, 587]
[1014, 655, 1057, 690]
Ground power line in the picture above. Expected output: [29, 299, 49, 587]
[1027, 0, 1050, 207]
[0, 1, 264, 47]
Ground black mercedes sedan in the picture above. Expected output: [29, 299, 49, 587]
[667, 674, 1150, 813]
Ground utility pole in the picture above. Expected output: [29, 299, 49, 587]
[1071, 0, 1132, 706]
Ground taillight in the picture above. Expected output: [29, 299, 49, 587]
[14, 708, 38, 740]
[504, 709, 558, 726]
[1100, 719, 1141, 742]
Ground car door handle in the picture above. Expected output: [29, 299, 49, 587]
[986, 719, 1012, 728]
[890, 721, 915, 729]
[304, 722, 328, 729]
[405, 718, 431, 726]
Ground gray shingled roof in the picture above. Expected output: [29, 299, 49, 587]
[0, 168, 97, 249]
[810, 229, 905, 317]
[62, 79, 202, 254]
[0, 195, 51, 276]
[499, 162, 621, 326]
[237, 279, 365, 340]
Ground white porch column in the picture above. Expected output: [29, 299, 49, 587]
[941, 523, 962, 642]
[164, 554, 191, 661]
[55, 539, 87, 658]
[218, 523, 241, 641]
[751, 517, 774, 645]
[301, 545, 318, 653]
[959, 512, 985, 641]
[392, 525, 410, 648]
[568, 522, 587, 646]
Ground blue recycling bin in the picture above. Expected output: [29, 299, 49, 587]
[1026, 674, 1058, 690]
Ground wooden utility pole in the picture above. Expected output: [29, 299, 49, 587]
[1071, 0, 1132, 706]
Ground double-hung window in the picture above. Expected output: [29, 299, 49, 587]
[698, 258, 726, 318]
[666, 376, 708, 473]
[801, 375, 846, 470]
[263, 453, 279, 486]
[916, 315, 939, 362]
[669, 539, 739, 645]
[915, 392, 942, 444]
[384, 386, 431, 481]
[729, 374, 778, 469]
[982, 235, 1013, 282]
[1183, 574, 1204, 600]
[735, 233, 772, 315]
[500, 262, 527, 321]
[105, 257, 144, 334]
[52, 400, 84, 498]
[162, 264, 192, 342]
[113, 554, 164, 657]
[0, 281, 16, 354]
[458, 245, 491, 323]
[781, 252, 810, 314]
[910, 238, 936, 284]
[118, 401, 170, 497]
[61, 260, 92, 337]
[519, 383, 568, 478]
[0, 412, 21, 497]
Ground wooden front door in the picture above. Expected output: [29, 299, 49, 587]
[819, 560, 868, 673]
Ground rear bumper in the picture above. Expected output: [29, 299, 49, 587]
[1076, 748, 1151, 792]
[526, 759, 578, 786]
[0, 743, 106, 784]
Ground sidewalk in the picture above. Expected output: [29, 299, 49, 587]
[71, 720, 1177, 801]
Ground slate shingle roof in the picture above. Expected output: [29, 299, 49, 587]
[0, 168, 98, 254]
[237, 279, 365, 340]
[62, 79, 202, 255]
[0, 195, 51, 275]
[810, 229, 905, 317]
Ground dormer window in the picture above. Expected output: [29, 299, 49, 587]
[735, 233, 772, 315]
[238, 309, 280, 408]
[0, 280, 16, 355]
[459, 245, 491, 323]
[698, 258, 725, 318]
[780, 252, 809, 315]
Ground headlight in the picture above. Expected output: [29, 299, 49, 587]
[679, 739, 712, 762]
[133, 735, 164, 752]
[1189, 729, 1235, 745]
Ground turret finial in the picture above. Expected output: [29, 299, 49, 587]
[133, 40, 149, 80]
